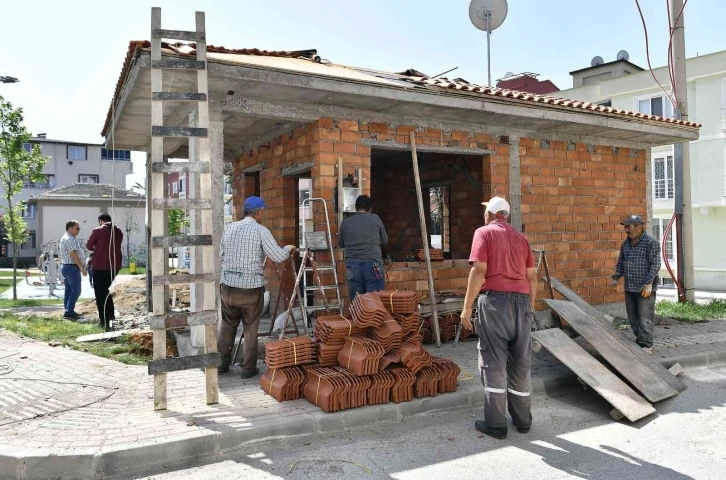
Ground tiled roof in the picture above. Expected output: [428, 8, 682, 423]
[30, 183, 145, 202]
[102, 41, 317, 136]
[102, 42, 700, 137]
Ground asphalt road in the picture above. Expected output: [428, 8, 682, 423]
[138, 365, 726, 480]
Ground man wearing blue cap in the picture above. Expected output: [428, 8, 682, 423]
[218, 196, 296, 378]
[611, 214, 661, 354]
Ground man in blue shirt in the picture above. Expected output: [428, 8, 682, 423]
[611, 215, 661, 353]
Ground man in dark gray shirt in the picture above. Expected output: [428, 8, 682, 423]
[338, 195, 388, 301]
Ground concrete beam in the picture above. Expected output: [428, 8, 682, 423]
[105, 56, 142, 147]
[508, 137, 522, 231]
[228, 121, 300, 161]
[213, 63, 698, 143]
[362, 138, 492, 156]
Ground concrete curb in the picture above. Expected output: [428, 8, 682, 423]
[2, 350, 725, 480]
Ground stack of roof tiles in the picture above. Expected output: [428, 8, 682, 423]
[260, 366, 305, 402]
[414, 365, 439, 398]
[338, 336, 386, 376]
[431, 357, 461, 393]
[302, 365, 351, 413]
[314, 315, 365, 366]
[399, 333, 433, 373]
[265, 336, 317, 368]
[350, 293, 387, 328]
[367, 311, 403, 354]
[414, 248, 444, 261]
[376, 290, 420, 314]
[393, 311, 421, 337]
[367, 371, 396, 405]
[389, 366, 417, 403]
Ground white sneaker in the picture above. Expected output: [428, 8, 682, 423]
[642, 346, 653, 355]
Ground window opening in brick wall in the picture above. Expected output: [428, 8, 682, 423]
[429, 185, 450, 253]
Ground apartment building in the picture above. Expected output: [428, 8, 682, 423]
[0, 135, 133, 264]
[560, 51, 726, 290]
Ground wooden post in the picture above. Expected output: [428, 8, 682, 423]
[337, 157, 344, 227]
[410, 131, 441, 347]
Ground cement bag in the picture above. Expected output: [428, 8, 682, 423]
[273, 309, 303, 333]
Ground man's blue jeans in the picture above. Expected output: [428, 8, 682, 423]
[346, 260, 385, 301]
[61, 264, 82, 315]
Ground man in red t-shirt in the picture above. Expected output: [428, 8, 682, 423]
[461, 196, 538, 440]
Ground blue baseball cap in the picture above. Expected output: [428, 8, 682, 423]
[244, 196, 267, 209]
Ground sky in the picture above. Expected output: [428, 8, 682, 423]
[1, 0, 725, 190]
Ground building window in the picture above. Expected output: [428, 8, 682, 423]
[173, 182, 178, 194]
[22, 143, 33, 152]
[21, 205, 36, 218]
[101, 148, 131, 161]
[598, 100, 612, 107]
[24, 174, 55, 189]
[429, 185, 450, 253]
[653, 154, 674, 199]
[636, 94, 673, 118]
[67, 145, 87, 160]
[651, 218, 675, 262]
[21, 231, 36, 250]
[178, 177, 186, 194]
[78, 174, 99, 184]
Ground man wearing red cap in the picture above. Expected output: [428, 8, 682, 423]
[218, 196, 296, 378]
[461, 196, 538, 440]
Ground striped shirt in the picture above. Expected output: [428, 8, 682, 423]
[613, 233, 661, 292]
[59, 232, 85, 265]
[220, 217, 291, 289]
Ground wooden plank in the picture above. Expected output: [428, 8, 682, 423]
[151, 59, 206, 70]
[149, 310, 218, 330]
[545, 276, 687, 393]
[76, 331, 126, 342]
[151, 161, 210, 174]
[543, 299, 678, 403]
[410, 131, 440, 347]
[152, 273, 216, 285]
[147, 353, 221, 374]
[151, 28, 205, 42]
[152, 234, 213, 248]
[152, 126, 208, 138]
[533, 328, 655, 422]
[152, 92, 207, 101]
[152, 198, 212, 210]
[204, 323, 219, 405]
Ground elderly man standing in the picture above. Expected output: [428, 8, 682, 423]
[611, 215, 661, 354]
[59, 220, 88, 320]
[218, 196, 296, 378]
[460, 197, 538, 440]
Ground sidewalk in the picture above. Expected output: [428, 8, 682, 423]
[1, 319, 725, 480]
[0, 275, 138, 300]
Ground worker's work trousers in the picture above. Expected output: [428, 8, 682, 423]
[624, 290, 656, 348]
[93, 270, 119, 328]
[476, 291, 533, 430]
[218, 284, 264, 374]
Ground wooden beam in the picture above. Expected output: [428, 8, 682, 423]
[410, 131, 441, 347]
[148, 353, 222, 374]
[152, 59, 206, 70]
[152, 126, 208, 138]
[152, 92, 207, 101]
[151, 161, 210, 174]
[152, 198, 212, 210]
[150, 310, 218, 330]
[151, 234, 213, 248]
[151, 28, 205, 42]
[152, 273, 216, 285]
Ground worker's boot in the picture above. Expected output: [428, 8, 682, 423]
[474, 421, 507, 440]
[218, 355, 232, 374]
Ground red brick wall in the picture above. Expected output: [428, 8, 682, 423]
[233, 118, 646, 309]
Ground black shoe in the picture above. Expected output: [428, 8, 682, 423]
[474, 421, 507, 440]
[218, 355, 232, 374]
[516, 425, 531, 434]
[218, 365, 230, 374]
[63, 313, 78, 320]
[240, 368, 259, 379]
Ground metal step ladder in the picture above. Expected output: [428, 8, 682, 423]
[300, 198, 343, 315]
[147, 7, 219, 411]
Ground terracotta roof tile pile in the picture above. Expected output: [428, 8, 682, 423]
[389, 367, 417, 403]
[317, 341, 344, 367]
[399, 333, 433, 373]
[439, 313, 461, 342]
[420, 319, 435, 344]
[338, 336, 386, 376]
[415, 248, 444, 261]
[334, 366, 372, 409]
[350, 293, 388, 328]
[367, 371, 396, 405]
[302, 366, 351, 413]
[314, 314, 365, 344]
[414, 365, 440, 398]
[367, 312, 403, 354]
[378, 351, 401, 372]
[376, 290, 420, 314]
[393, 311, 422, 337]
[260, 366, 305, 402]
[431, 357, 461, 393]
[265, 336, 317, 369]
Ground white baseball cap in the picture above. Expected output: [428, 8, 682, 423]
[481, 196, 511, 218]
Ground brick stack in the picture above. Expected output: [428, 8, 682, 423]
[414, 248, 444, 261]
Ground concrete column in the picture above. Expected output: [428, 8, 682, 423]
[645, 149, 653, 234]
[508, 137, 522, 231]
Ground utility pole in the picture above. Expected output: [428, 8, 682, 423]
[670, 0, 695, 302]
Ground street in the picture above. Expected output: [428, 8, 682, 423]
[139, 365, 726, 480]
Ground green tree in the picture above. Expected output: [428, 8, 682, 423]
[168, 208, 189, 236]
[0, 95, 49, 299]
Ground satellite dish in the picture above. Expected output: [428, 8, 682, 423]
[591, 56, 604, 67]
[469, 0, 509, 32]
[617, 50, 630, 61]
[504, 71, 514, 78]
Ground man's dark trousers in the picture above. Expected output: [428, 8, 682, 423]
[476, 291, 533, 431]
[624, 290, 656, 348]
[93, 270, 118, 328]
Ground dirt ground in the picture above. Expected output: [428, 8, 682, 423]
[75, 277, 190, 318]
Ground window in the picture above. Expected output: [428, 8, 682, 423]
[67, 145, 87, 160]
[21, 205, 36, 218]
[653, 154, 674, 199]
[636, 94, 673, 118]
[22, 143, 33, 152]
[24, 174, 55, 188]
[598, 100, 612, 107]
[79, 174, 99, 184]
[101, 148, 131, 161]
[178, 177, 186, 194]
[429, 185, 450, 253]
[173, 182, 178, 194]
[651, 218, 675, 262]
[21, 231, 36, 250]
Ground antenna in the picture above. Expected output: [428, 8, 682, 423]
[617, 50, 630, 61]
[469, 0, 509, 87]
[591, 56, 605, 67]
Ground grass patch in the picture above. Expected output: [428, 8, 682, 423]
[0, 314, 150, 365]
[656, 300, 726, 322]
[0, 270, 40, 277]
[0, 298, 64, 308]
[117, 266, 146, 276]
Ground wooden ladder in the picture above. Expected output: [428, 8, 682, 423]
[147, 7, 219, 411]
